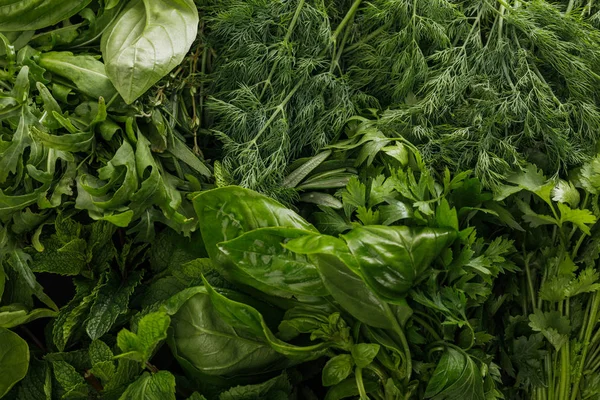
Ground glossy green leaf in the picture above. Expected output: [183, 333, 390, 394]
[218, 227, 326, 298]
[285, 234, 400, 329]
[322, 355, 354, 387]
[0, 327, 30, 397]
[343, 226, 457, 301]
[167, 287, 288, 377]
[425, 348, 484, 400]
[101, 0, 199, 104]
[201, 277, 329, 360]
[351, 343, 380, 368]
[0, 0, 92, 31]
[193, 186, 316, 276]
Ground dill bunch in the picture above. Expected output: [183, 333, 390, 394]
[344, 0, 600, 188]
[203, 0, 373, 201]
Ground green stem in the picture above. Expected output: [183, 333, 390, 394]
[345, 25, 387, 53]
[331, 0, 363, 43]
[355, 367, 368, 399]
[412, 316, 442, 342]
[566, 0, 576, 13]
[571, 292, 600, 400]
[259, 0, 306, 99]
[524, 253, 537, 311]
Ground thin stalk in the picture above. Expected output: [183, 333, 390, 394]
[566, 0, 576, 13]
[524, 253, 537, 311]
[355, 367, 368, 399]
[331, 0, 363, 43]
[412, 315, 442, 341]
[345, 25, 388, 53]
[571, 292, 600, 400]
[330, 11, 354, 74]
[259, 0, 306, 99]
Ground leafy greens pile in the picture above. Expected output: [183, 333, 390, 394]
[2, 1, 600, 400]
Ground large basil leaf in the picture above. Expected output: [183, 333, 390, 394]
[201, 277, 330, 361]
[0, 327, 29, 397]
[100, 0, 199, 104]
[218, 227, 327, 298]
[193, 187, 316, 277]
[166, 286, 289, 377]
[425, 348, 484, 400]
[285, 235, 405, 330]
[343, 226, 457, 301]
[0, 0, 92, 31]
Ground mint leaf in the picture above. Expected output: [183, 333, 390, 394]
[50, 361, 88, 399]
[116, 312, 170, 364]
[86, 270, 143, 340]
[15, 359, 52, 400]
[219, 371, 292, 400]
[118, 371, 175, 400]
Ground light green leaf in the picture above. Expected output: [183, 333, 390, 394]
[558, 203, 597, 235]
[118, 371, 175, 400]
[529, 310, 571, 351]
[552, 180, 580, 207]
[218, 227, 326, 298]
[0, 306, 56, 328]
[0, 327, 29, 397]
[101, 0, 199, 104]
[116, 311, 170, 364]
[89, 340, 113, 365]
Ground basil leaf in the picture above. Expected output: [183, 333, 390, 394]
[322, 355, 354, 387]
[0, 327, 29, 397]
[218, 227, 327, 298]
[101, 0, 199, 104]
[343, 226, 457, 301]
[193, 186, 316, 277]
